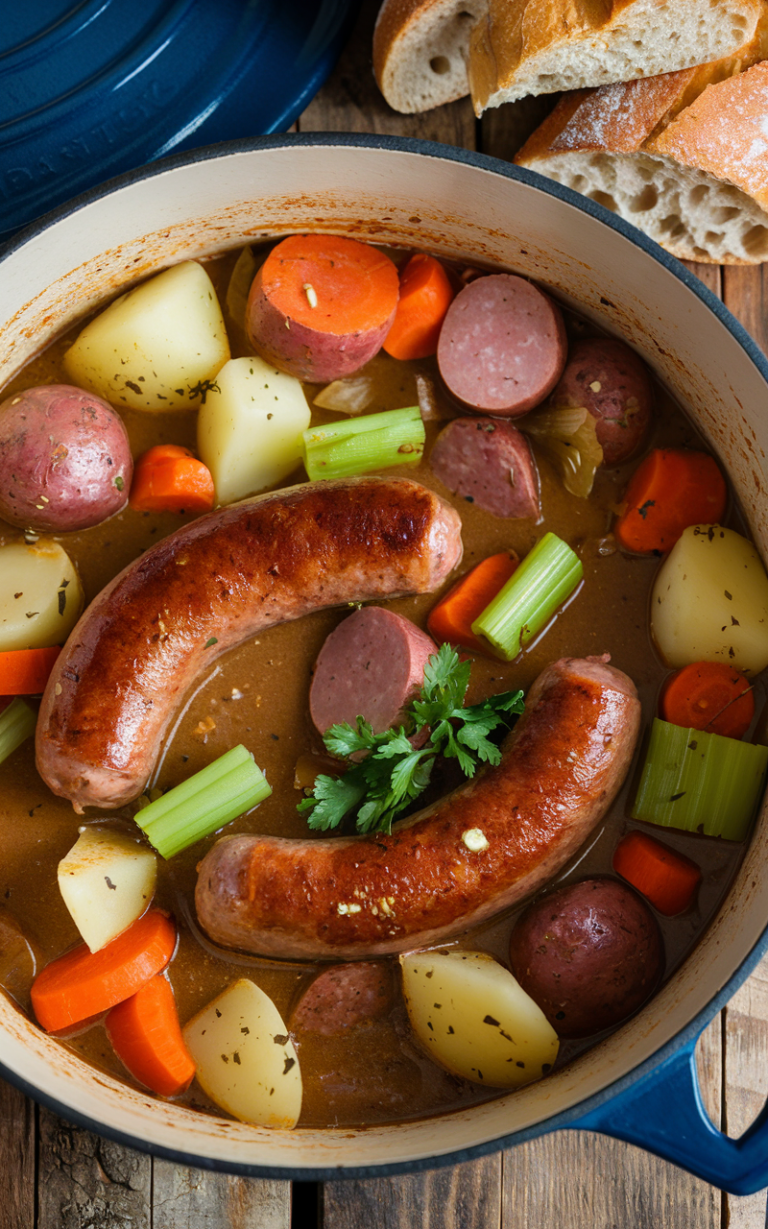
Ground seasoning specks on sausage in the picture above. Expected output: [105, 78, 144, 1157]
[195, 656, 641, 960]
[35, 477, 463, 812]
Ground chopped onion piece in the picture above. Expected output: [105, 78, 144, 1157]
[312, 375, 375, 416]
[523, 404, 603, 498]
[225, 246, 258, 336]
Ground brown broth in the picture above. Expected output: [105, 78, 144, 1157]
[0, 248, 754, 1128]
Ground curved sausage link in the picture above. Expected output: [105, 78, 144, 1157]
[195, 656, 641, 960]
[36, 477, 463, 812]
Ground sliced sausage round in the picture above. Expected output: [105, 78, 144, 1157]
[437, 274, 567, 416]
[290, 962, 395, 1035]
[430, 416, 540, 519]
[310, 606, 437, 737]
[245, 234, 400, 382]
[508, 876, 664, 1038]
[551, 337, 653, 465]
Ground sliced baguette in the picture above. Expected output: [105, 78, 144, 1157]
[468, 0, 763, 114]
[374, 0, 488, 114]
[514, 31, 768, 264]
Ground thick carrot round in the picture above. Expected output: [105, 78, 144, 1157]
[31, 910, 177, 1033]
[614, 448, 726, 553]
[383, 253, 455, 360]
[106, 973, 195, 1098]
[660, 661, 754, 738]
[0, 646, 60, 695]
[613, 830, 702, 915]
[427, 552, 519, 655]
[254, 234, 399, 337]
[129, 444, 215, 515]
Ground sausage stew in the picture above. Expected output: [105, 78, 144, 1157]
[0, 241, 760, 1129]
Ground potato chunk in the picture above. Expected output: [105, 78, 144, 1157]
[57, 827, 157, 953]
[400, 950, 559, 1088]
[64, 261, 230, 412]
[197, 356, 310, 504]
[651, 524, 768, 675]
[182, 978, 302, 1128]
[0, 539, 83, 651]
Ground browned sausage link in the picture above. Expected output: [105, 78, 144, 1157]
[195, 656, 641, 960]
[35, 477, 463, 812]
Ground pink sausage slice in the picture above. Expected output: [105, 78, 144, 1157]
[430, 417, 540, 519]
[290, 962, 395, 1034]
[437, 274, 567, 416]
[310, 607, 437, 737]
[36, 477, 463, 812]
[195, 656, 641, 960]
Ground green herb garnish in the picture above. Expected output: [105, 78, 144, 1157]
[298, 644, 524, 836]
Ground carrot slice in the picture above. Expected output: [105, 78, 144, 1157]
[383, 253, 455, 360]
[660, 661, 754, 739]
[106, 973, 195, 1097]
[613, 830, 702, 916]
[427, 552, 519, 656]
[256, 234, 400, 337]
[0, 646, 60, 695]
[31, 910, 176, 1033]
[129, 445, 215, 515]
[614, 448, 726, 553]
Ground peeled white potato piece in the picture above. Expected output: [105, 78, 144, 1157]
[182, 978, 302, 1128]
[0, 539, 83, 651]
[197, 356, 310, 505]
[57, 827, 157, 953]
[651, 524, 768, 675]
[400, 950, 559, 1089]
[63, 261, 230, 412]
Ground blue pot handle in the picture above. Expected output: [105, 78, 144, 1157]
[571, 1032, 768, 1195]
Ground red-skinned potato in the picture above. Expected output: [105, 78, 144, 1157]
[0, 385, 132, 532]
[508, 877, 664, 1038]
[551, 338, 653, 465]
[245, 234, 400, 382]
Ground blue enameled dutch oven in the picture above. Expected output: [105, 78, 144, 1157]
[1, 135, 767, 1192]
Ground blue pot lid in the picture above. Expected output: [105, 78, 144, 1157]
[0, 0, 356, 239]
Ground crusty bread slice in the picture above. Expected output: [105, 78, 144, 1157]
[468, 0, 763, 114]
[374, 0, 488, 114]
[514, 28, 768, 264]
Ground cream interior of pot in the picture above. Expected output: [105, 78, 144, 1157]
[1, 141, 767, 1172]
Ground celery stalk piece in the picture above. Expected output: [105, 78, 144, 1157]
[632, 718, 768, 842]
[0, 698, 36, 765]
[135, 744, 272, 859]
[303, 405, 425, 481]
[471, 532, 583, 661]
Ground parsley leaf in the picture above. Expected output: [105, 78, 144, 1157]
[298, 643, 524, 836]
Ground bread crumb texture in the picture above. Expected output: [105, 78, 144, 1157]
[468, 0, 761, 111]
[374, 0, 488, 113]
[516, 61, 768, 263]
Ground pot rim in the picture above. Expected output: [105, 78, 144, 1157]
[3, 131, 768, 1180]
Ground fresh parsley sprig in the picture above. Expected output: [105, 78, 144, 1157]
[297, 644, 524, 836]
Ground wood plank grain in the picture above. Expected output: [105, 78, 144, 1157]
[323, 1154, 501, 1229]
[500, 1123, 721, 1229]
[481, 96, 557, 163]
[712, 259, 768, 1228]
[298, 0, 476, 148]
[722, 953, 768, 1228]
[0, 1076, 35, 1229]
[723, 266, 768, 353]
[37, 1106, 150, 1229]
[151, 1158, 290, 1229]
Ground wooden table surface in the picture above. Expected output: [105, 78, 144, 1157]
[4, 3, 768, 1225]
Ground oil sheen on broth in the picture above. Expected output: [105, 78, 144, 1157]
[0, 247, 750, 1128]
